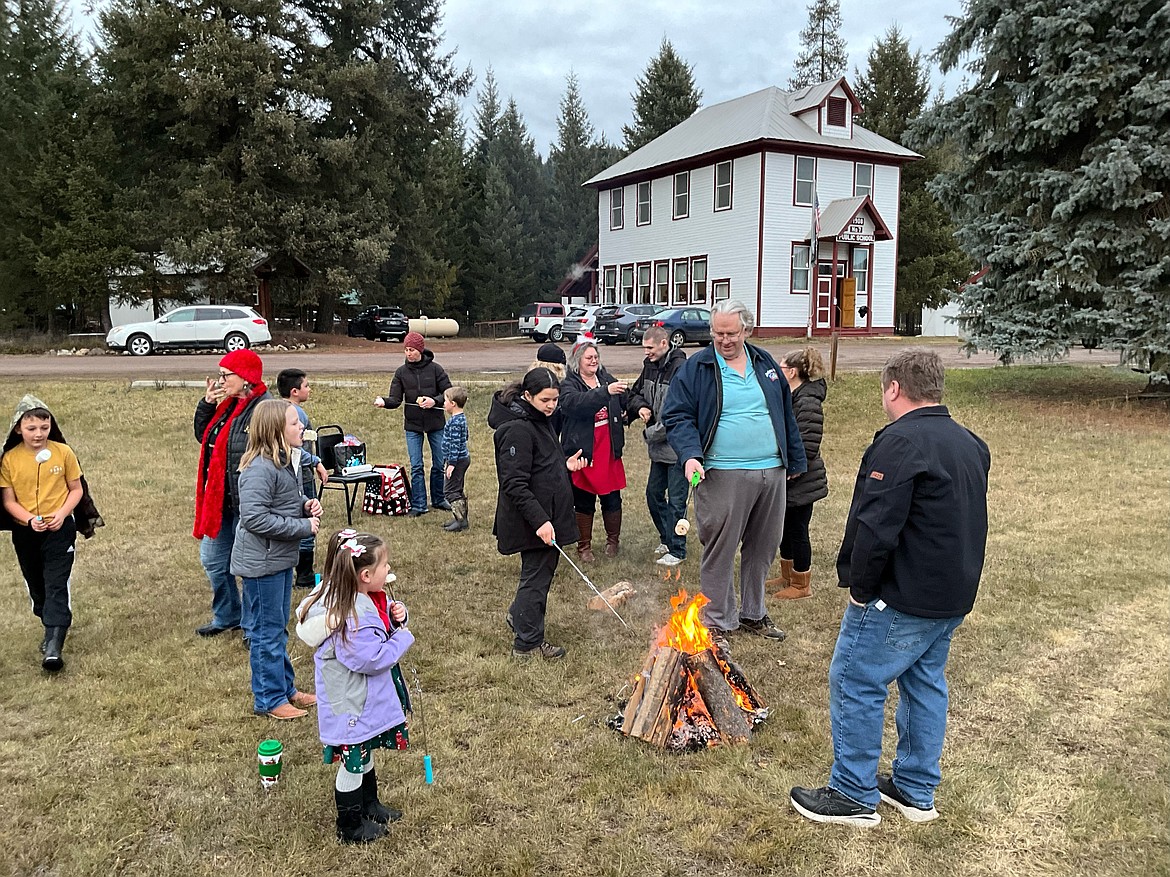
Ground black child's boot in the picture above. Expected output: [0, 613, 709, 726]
[295, 550, 316, 588]
[42, 626, 67, 672]
[336, 787, 387, 844]
[361, 767, 402, 824]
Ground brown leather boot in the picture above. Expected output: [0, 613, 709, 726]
[765, 557, 795, 591]
[775, 568, 812, 600]
[575, 512, 595, 563]
[602, 509, 621, 557]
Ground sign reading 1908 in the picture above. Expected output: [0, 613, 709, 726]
[837, 216, 874, 244]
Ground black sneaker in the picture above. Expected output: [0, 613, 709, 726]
[790, 785, 881, 826]
[408, 507, 428, 517]
[709, 628, 732, 654]
[512, 641, 567, 660]
[432, 501, 453, 512]
[739, 614, 786, 641]
[878, 774, 939, 823]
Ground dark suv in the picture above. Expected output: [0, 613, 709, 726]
[593, 304, 663, 345]
[348, 306, 410, 342]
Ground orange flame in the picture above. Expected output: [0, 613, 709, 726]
[655, 589, 714, 654]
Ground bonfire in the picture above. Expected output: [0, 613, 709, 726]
[612, 590, 768, 751]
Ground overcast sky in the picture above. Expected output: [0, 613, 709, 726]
[68, 0, 971, 155]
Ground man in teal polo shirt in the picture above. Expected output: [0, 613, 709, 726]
[661, 300, 807, 649]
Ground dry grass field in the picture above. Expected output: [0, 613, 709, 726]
[0, 364, 1165, 877]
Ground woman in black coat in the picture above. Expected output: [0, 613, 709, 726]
[490, 368, 586, 660]
[767, 348, 829, 600]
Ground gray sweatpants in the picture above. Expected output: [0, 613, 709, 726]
[694, 467, 786, 632]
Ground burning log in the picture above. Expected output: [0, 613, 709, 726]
[616, 590, 769, 751]
[684, 650, 751, 745]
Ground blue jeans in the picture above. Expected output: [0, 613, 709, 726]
[646, 460, 688, 558]
[200, 510, 247, 631]
[828, 601, 965, 809]
[405, 429, 444, 511]
[243, 569, 297, 713]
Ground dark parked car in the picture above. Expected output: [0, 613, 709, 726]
[593, 304, 664, 345]
[631, 307, 713, 347]
[348, 306, 410, 342]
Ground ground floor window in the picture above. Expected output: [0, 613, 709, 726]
[620, 265, 635, 303]
[672, 260, 689, 305]
[655, 262, 670, 304]
[691, 258, 707, 303]
[602, 266, 617, 303]
[712, 279, 730, 302]
[792, 244, 811, 293]
[637, 264, 651, 302]
[851, 247, 870, 293]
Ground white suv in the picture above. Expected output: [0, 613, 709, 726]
[106, 305, 271, 356]
[562, 305, 602, 342]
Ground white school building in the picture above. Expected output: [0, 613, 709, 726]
[584, 78, 920, 337]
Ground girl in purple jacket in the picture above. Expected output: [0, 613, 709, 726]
[296, 531, 414, 844]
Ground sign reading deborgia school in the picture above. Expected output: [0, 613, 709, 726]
[837, 214, 875, 244]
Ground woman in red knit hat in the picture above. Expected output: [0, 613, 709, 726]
[374, 332, 452, 516]
[192, 348, 270, 639]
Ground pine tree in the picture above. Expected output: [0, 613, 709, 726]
[854, 27, 971, 327]
[912, 0, 1170, 380]
[0, 0, 131, 333]
[549, 72, 612, 276]
[97, 0, 469, 329]
[789, 0, 848, 89]
[621, 38, 702, 153]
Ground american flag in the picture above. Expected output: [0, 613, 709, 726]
[812, 191, 822, 239]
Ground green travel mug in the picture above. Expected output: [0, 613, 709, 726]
[257, 739, 283, 789]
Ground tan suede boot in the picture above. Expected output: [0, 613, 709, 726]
[575, 512, 595, 563]
[774, 568, 812, 600]
[764, 557, 795, 591]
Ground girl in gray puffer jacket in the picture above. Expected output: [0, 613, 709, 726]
[231, 400, 322, 720]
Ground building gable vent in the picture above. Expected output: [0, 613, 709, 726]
[827, 97, 847, 127]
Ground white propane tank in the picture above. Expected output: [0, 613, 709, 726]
[408, 317, 460, 338]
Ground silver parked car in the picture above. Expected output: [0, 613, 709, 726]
[106, 305, 272, 356]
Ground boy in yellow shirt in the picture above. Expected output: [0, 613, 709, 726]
[0, 395, 83, 671]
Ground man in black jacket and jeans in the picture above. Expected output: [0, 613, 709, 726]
[791, 349, 991, 827]
[626, 326, 688, 566]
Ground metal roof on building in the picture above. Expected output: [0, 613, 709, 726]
[585, 79, 919, 188]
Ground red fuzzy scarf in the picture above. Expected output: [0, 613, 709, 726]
[192, 382, 268, 539]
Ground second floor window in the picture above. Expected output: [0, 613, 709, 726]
[637, 181, 651, 225]
[610, 188, 624, 230]
[714, 161, 732, 211]
[795, 156, 816, 206]
[855, 163, 873, 198]
[673, 172, 690, 219]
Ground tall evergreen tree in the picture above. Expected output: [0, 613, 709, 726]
[912, 0, 1170, 380]
[549, 72, 613, 275]
[854, 27, 971, 328]
[788, 0, 848, 89]
[97, 0, 468, 329]
[621, 38, 702, 153]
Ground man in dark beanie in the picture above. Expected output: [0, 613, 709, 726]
[374, 332, 452, 515]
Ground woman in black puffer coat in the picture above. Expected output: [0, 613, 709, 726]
[490, 368, 585, 660]
[766, 348, 828, 600]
